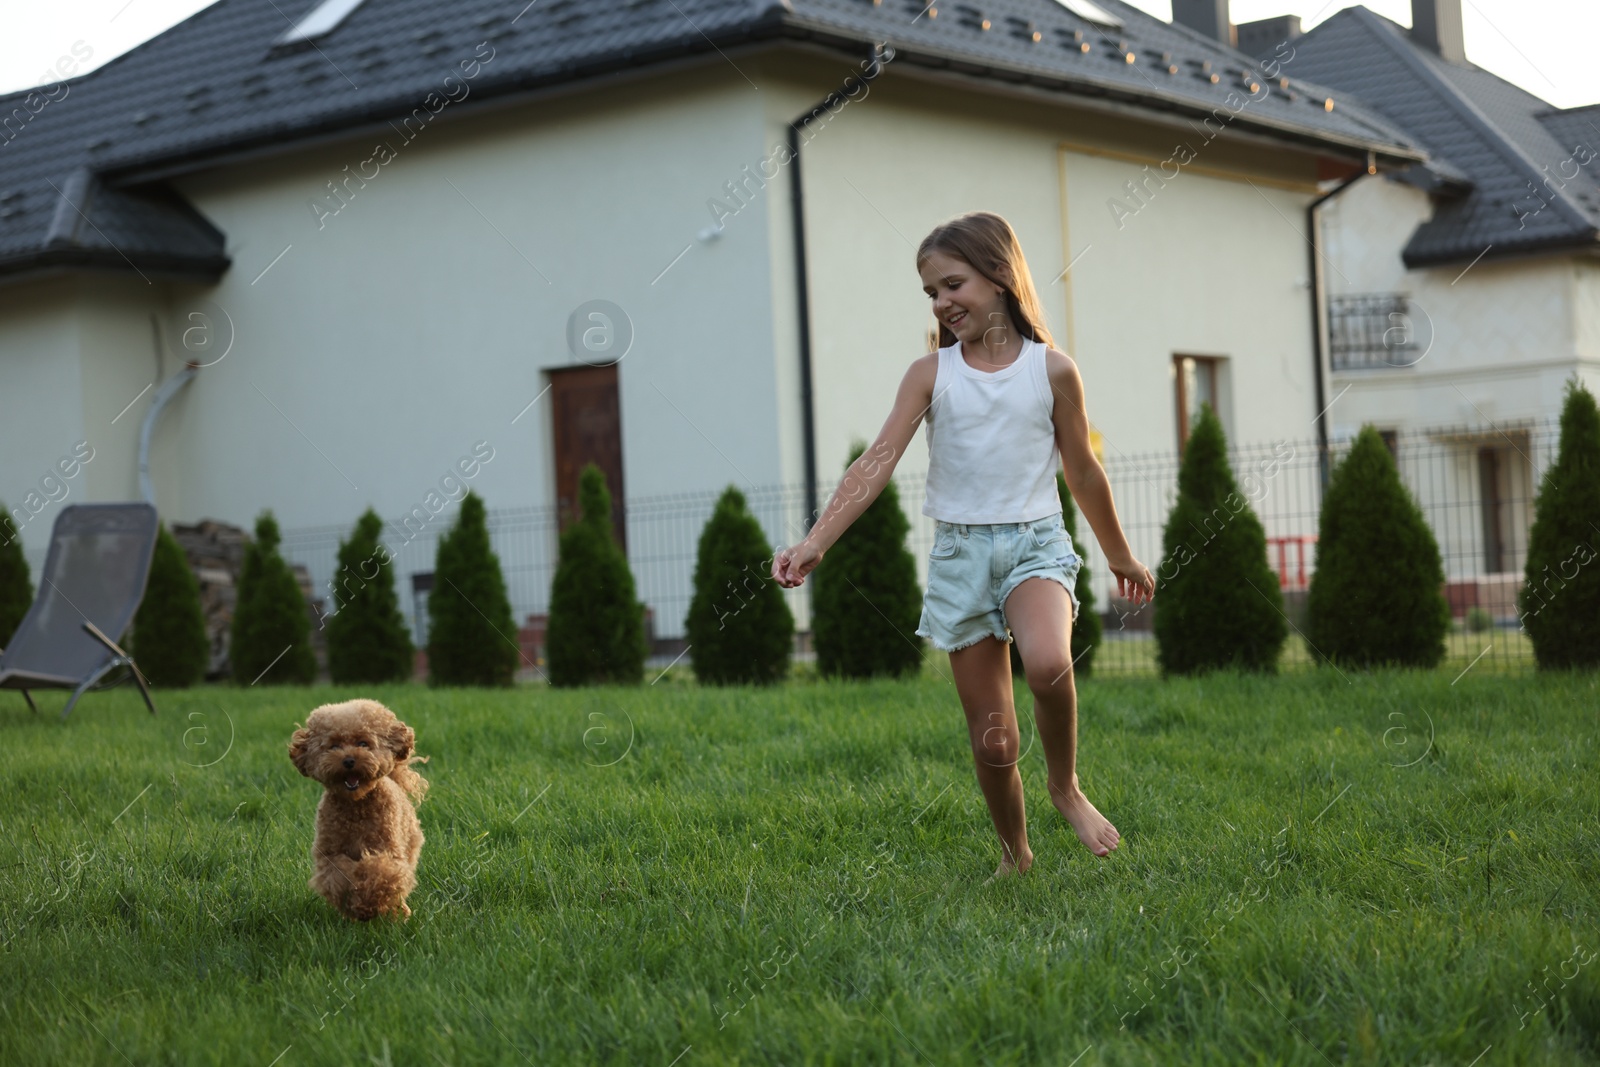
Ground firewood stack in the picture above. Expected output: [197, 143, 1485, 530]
[169, 519, 325, 679]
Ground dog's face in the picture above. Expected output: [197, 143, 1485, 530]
[288, 699, 415, 801]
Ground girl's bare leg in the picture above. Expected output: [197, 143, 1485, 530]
[948, 636, 1033, 876]
[1005, 577, 1120, 857]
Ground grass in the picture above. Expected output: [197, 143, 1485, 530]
[1, 666, 1597, 1066]
[1087, 626, 1536, 677]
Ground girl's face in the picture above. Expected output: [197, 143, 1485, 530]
[919, 249, 1009, 344]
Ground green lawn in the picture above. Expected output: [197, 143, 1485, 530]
[1, 666, 1596, 1065]
[1086, 626, 1537, 676]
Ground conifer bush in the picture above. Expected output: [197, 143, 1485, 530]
[685, 485, 794, 685]
[129, 522, 209, 687]
[1306, 424, 1450, 668]
[428, 491, 520, 687]
[230, 511, 316, 685]
[0, 505, 32, 650]
[1518, 376, 1600, 669]
[326, 508, 415, 684]
[812, 441, 924, 679]
[545, 465, 648, 687]
[1009, 472, 1101, 678]
[1153, 405, 1287, 675]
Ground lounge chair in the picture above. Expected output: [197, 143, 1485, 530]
[0, 502, 160, 719]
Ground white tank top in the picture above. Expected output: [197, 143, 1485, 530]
[921, 335, 1061, 525]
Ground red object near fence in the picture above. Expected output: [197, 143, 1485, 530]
[1268, 535, 1317, 590]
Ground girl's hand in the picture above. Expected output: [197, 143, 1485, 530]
[1107, 554, 1155, 605]
[772, 540, 824, 588]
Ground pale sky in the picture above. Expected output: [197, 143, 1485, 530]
[2, 0, 1595, 109]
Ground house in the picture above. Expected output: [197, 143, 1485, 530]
[1190, 0, 1600, 601]
[0, 0, 1426, 642]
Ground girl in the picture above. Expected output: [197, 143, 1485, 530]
[772, 211, 1155, 878]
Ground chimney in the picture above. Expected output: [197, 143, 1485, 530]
[1172, 0, 1235, 47]
[1235, 15, 1301, 61]
[1411, 0, 1466, 63]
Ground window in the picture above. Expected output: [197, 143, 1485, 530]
[1172, 354, 1224, 455]
[1479, 446, 1507, 572]
[410, 571, 433, 647]
[1378, 429, 1398, 462]
[1477, 440, 1531, 574]
[276, 0, 369, 45]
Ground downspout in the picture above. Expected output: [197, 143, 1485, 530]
[788, 41, 892, 534]
[138, 314, 199, 506]
[1306, 151, 1374, 496]
[138, 365, 198, 505]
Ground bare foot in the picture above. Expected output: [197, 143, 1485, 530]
[988, 844, 1034, 881]
[1048, 775, 1120, 857]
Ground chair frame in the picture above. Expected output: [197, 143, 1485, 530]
[1, 621, 157, 719]
[0, 503, 162, 720]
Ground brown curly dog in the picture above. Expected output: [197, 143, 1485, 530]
[288, 699, 428, 921]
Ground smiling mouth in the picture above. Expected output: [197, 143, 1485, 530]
[948, 311, 967, 327]
[343, 775, 362, 791]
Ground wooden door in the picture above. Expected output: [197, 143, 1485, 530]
[550, 363, 626, 552]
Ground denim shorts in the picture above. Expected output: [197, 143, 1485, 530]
[915, 513, 1083, 653]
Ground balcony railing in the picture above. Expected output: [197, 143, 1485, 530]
[1329, 293, 1420, 370]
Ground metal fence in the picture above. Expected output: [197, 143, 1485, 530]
[279, 416, 1563, 677]
[1081, 417, 1557, 675]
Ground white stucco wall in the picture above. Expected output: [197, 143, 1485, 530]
[157, 61, 783, 534]
[0, 273, 165, 576]
[1567, 258, 1600, 394]
[0, 278, 84, 575]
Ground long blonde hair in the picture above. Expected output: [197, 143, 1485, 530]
[916, 211, 1056, 352]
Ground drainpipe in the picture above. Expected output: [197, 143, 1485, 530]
[138, 364, 197, 502]
[138, 364, 198, 505]
[788, 41, 892, 535]
[1306, 152, 1373, 496]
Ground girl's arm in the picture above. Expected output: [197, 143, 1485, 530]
[772, 354, 937, 588]
[1045, 349, 1155, 604]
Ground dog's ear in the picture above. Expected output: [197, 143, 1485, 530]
[387, 720, 415, 762]
[288, 725, 315, 776]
